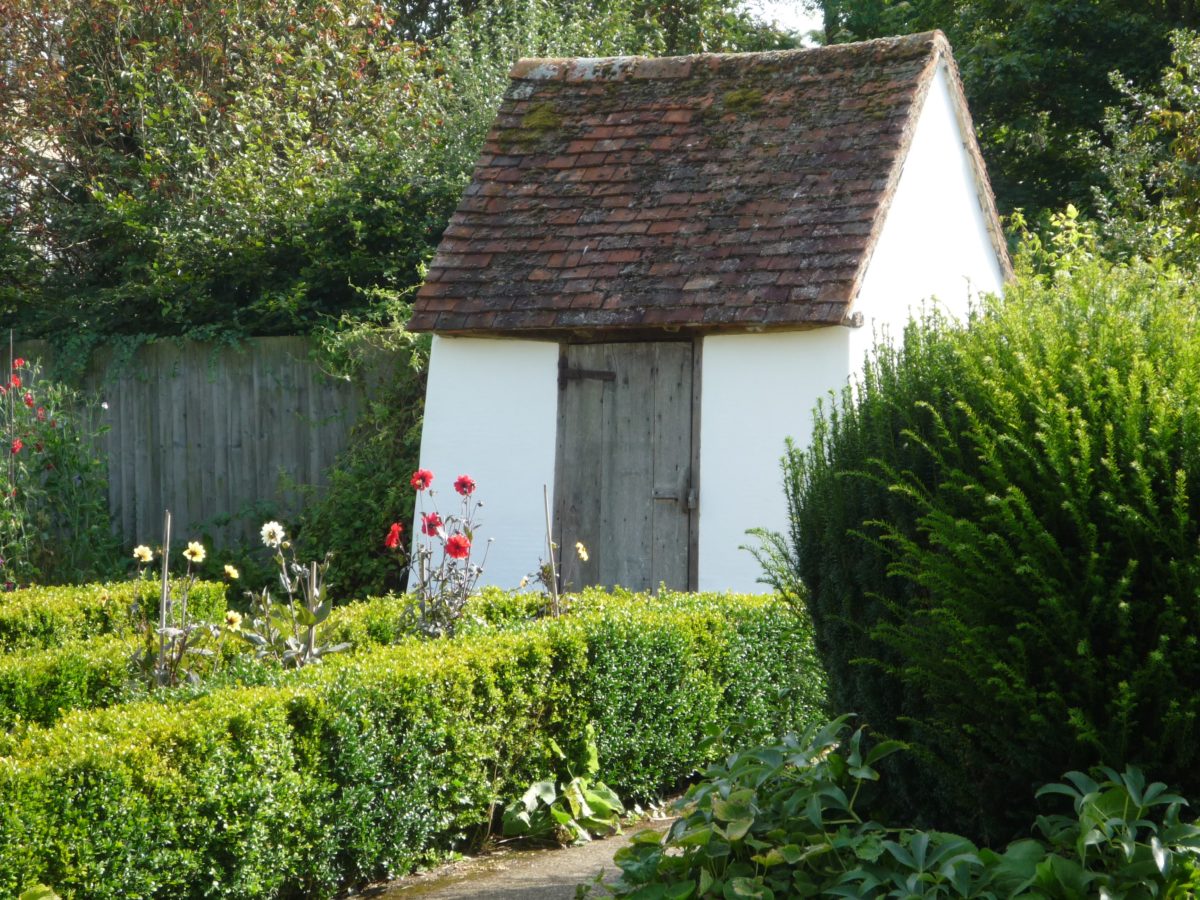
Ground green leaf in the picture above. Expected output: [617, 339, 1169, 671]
[723, 877, 774, 899]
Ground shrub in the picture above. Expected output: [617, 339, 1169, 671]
[0, 587, 546, 728]
[0, 580, 225, 652]
[295, 326, 428, 601]
[769, 257, 1200, 841]
[0, 634, 132, 730]
[596, 718, 1200, 899]
[0, 357, 120, 586]
[0, 591, 824, 898]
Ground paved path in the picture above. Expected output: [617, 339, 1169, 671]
[364, 816, 673, 900]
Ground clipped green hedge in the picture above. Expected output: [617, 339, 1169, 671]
[0, 588, 549, 729]
[0, 634, 131, 730]
[0, 581, 225, 652]
[0, 591, 824, 898]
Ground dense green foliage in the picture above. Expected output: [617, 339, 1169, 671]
[0, 586, 810, 728]
[1095, 29, 1200, 268]
[0, 580, 225, 652]
[0, 0, 792, 345]
[0, 635, 132, 730]
[811, 0, 1200, 218]
[0, 590, 824, 898]
[768, 257, 1200, 842]
[294, 324, 428, 599]
[596, 718, 1200, 898]
[0, 360, 121, 585]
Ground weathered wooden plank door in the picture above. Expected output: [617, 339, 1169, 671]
[554, 342, 695, 592]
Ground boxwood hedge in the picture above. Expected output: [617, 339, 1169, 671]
[0, 588, 551, 729]
[0, 580, 225, 652]
[0, 591, 824, 898]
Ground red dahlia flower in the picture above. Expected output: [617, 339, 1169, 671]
[384, 522, 403, 549]
[10, 439, 21, 454]
[446, 533, 471, 559]
[410, 468, 433, 491]
[421, 512, 443, 536]
[454, 474, 476, 496]
[10, 376, 20, 389]
[22, 393, 32, 408]
[12, 358, 23, 368]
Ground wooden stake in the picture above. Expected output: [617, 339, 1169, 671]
[543, 485, 559, 616]
[158, 509, 172, 685]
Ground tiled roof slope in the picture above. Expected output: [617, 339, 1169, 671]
[409, 31, 1006, 334]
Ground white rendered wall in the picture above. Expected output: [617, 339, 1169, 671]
[414, 336, 559, 589]
[850, 62, 1006, 362]
[697, 63, 1006, 594]
[697, 329, 852, 592]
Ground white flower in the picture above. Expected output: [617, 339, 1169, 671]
[519, 575, 529, 589]
[575, 541, 589, 562]
[261, 521, 285, 548]
[224, 610, 243, 630]
[132, 545, 154, 564]
[183, 541, 206, 564]
[223, 564, 239, 580]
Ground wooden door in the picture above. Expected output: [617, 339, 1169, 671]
[554, 342, 695, 592]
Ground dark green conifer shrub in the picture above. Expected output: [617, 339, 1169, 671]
[770, 257, 1200, 842]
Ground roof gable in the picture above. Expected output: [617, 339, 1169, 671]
[410, 31, 1006, 335]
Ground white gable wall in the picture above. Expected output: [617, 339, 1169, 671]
[696, 62, 1006, 594]
[850, 62, 1005, 358]
[414, 335, 559, 589]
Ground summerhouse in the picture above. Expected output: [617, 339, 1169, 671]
[407, 31, 1010, 593]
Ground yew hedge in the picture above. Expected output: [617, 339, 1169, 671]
[0, 590, 824, 898]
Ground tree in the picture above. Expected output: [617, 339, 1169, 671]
[1094, 29, 1200, 267]
[0, 0, 793, 347]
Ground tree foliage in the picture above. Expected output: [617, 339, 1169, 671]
[808, 0, 1200, 219]
[1095, 29, 1200, 267]
[0, 0, 791, 345]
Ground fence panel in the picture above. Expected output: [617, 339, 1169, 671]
[17, 337, 373, 547]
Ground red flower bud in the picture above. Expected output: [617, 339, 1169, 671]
[22, 393, 32, 408]
[384, 522, 403, 549]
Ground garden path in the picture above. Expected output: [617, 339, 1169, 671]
[363, 815, 674, 899]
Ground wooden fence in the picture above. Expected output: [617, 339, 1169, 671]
[18, 337, 384, 547]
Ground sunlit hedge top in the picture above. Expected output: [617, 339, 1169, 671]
[0, 581, 226, 652]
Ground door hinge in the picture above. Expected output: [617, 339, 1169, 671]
[653, 484, 698, 508]
[558, 355, 617, 390]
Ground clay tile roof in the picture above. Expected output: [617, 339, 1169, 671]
[409, 31, 1006, 335]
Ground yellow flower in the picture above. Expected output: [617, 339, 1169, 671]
[132, 545, 153, 564]
[183, 541, 206, 564]
[223, 564, 239, 580]
[575, 541, 589, 562]
[224, 610, 243, 630]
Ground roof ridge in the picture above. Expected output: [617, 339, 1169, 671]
[509, 31, 946, 82]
